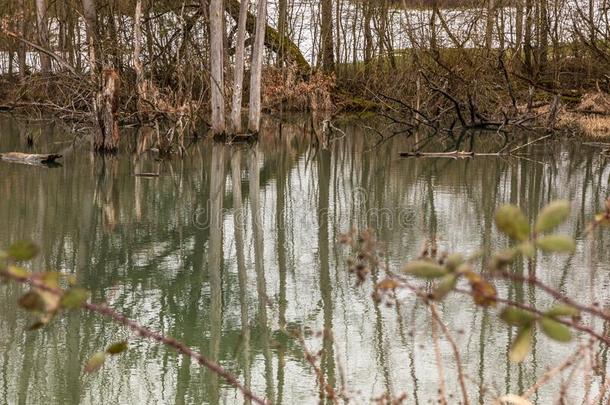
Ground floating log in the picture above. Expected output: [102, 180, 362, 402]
[134, 172, 160, 177]
[213, 132, 258, 143]
[0, 152, 62, 165]
[399, 151, 475, 158]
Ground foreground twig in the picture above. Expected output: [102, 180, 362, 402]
[3, 271, 268, 405]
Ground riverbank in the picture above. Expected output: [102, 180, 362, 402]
[0, 58, 609, 140]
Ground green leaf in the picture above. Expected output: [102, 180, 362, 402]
[495, 205, 530, 242]
[535, 200, 570, 233]
[84, 352, 106, 374]
[500, 307, 535, 327]
[545, 304, 580, 318]
[60, 288, 90, 309]
[540, 317, 572, 342]
[433, 274, 458, 300]
[444, 253, 464, 271]
[18, 291, 46, 312]
[106, 341, 129, 355]
[536, 235, 576, 253]
[0, 250, 7, 271]
[509, 326, 533, 363]
[401, 260, 448, 279]
[6, 241, 39, 261]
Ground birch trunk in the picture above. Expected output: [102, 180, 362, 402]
[36, 0, 51, 72]
[248, 0, 268, 133]
[210, 0, 226, 134]
[133, 0, 145, 117]
[230, 0, 249, 133]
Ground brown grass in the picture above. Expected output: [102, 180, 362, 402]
[557, 92, 610, 138]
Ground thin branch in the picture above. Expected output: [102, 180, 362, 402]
[3, 271, 268, 405]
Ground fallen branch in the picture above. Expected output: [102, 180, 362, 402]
[509, 134, 553, 154]
[399, 150, 475, 158]
[1, 29, 78, 76]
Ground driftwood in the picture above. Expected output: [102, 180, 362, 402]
[134, 172, 160, 177]
[0, 152, 62, 166]
[400, 151, 476, 158]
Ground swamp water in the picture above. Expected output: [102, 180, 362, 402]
[0, 115, 609, 404]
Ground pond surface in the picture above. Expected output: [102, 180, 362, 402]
[0, 115, 609, 404]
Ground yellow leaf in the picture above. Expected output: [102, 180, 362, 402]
[401, 260, 448, 279]
[376, 278, 399, 290]
[84, 352, 106, 374]
[495, 394, 533, 405]
[509, 326, 533, 363]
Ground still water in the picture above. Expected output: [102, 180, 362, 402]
[0, 115, 609, 404]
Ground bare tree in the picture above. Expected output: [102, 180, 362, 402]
[210, 0, 226, 134]
[321, 0, 334, 71]
[230, 0, 249, 133]
[248, 0, 268, 133]
[35, 0, 50, 72]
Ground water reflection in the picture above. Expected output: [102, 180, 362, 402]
[0, 115, 610, 404]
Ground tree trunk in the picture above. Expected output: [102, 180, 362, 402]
[248, 0, 268, 133]
[94, 68, 121, 152]
[17, 0, 27, 77]
[81, 0, 98, 76]
[106, 1, 121, 69]
[133, 1, 143, 79]
[363, 1, 373, 70]
[430, 0, 439, 57]
[515, 0, 523, 50]
[277, 0, 287, 67]
[321, 0, 334, 72]
[538, 0, 548, 71]
[225, 0, 310, 71]
[209, 0, 226, 134]
[485, 0, 496, 51]
[230, 0, 249, 133]
[524, 0, 533, 73]
[133, 0, 145, 117]
[36, 0, 51, 73]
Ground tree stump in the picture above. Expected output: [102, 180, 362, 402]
[94, 68, 120, 153]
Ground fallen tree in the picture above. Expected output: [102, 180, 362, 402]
[226, 0, 310, 72]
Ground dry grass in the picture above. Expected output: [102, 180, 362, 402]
[262, 65, 335, 112]
[557, 92, 610, 138]
[577, 115, 610, 138]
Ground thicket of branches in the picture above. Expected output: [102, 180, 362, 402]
[0, 0, 609, 147]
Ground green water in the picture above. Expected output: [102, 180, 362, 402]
[1, 115, 609, 404]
